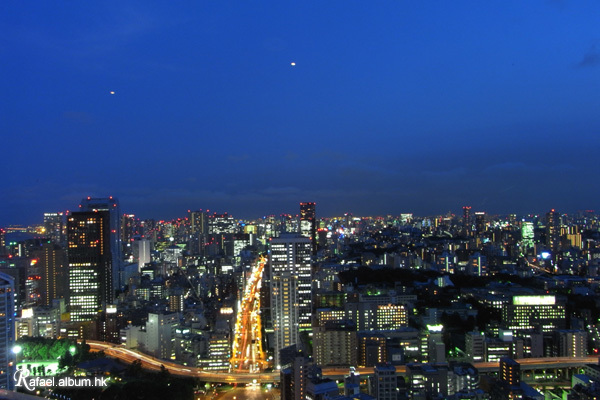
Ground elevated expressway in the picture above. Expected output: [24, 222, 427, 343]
[86, 340, 599, 383]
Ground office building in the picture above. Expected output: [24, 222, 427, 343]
[502, 295, 565, 334]
[270, 233, 312, 368]
[0, 272, 15, 390]
[43, 212, 65, 245]
[67, 211, 112, 322]
[31, 242, 68, 306]
[521, 221, 535, 253]
[79, 197, 123, 291]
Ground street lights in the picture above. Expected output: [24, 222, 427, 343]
[12, 345, 22, 368]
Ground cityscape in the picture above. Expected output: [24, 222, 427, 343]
[1, 201, 600, 399]
[3, 1, 600, 400]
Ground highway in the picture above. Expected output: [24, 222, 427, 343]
[87, 340, 278, 383]
[230, 256, 268, 372]
[86, 340, 600, 383]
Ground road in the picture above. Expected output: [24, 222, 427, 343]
[231, 256, 267, 372]
[87, 340, 600, 383]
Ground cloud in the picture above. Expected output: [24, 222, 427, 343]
[578, 44, 600, 68]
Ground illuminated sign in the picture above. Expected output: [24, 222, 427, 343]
[513, 295, 555, 305]
[427, 324, 443, 332]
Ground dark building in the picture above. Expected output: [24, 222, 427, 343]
[31, 242, 68, 306]
[499, 357, 520, 387]
[546, 209, 561, 253]
[79, 197, 122, 292]
[300, 202, 316, 254]
[462, 206, 472, 235]
[475, 212, 486, 235]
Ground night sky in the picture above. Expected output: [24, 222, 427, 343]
[2, 1, 599, 225]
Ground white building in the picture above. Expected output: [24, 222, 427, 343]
[270, 233, 312, 368]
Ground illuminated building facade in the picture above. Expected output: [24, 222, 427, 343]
[269, 233, 312, 368]
[68, 211, 112, 322]
[79, 197, 122, 291]
[376, 304, 408, 330]
[500, 357, 520, 386]
[299, 202, 316, 254]
[43, 212, 65, 245]
[313, 321, 357, 367]
[521, 221, 535, 253]
[0, 272, 15, 390]
[502, 295, 565, 334]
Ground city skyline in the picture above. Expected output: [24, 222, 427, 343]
[2, 2, 600, 225]
[1, 197, 597, 228]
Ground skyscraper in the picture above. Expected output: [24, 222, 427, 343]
[0, 272, 15, 390]
[299, 202, 316, 254]
[31, 242, 68, 306]
[269, 233, 312, 368]
[475, 211, 486, 234]
[67, 211, 112, 322]
[43, 212, 65, 245]
[462, 206, 472, 235]
[545, 209, 561, 252]
[79, 197, 122, 291]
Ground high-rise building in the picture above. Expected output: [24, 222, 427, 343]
[269, 233, 313, 368]
[475, 212, 486, 234]
[462, 206, 472, 234]
[545, 209, 561, 252]
[31, 242, 68, 306]
[0, 272, 15, 390]
[188, 210, 208, 236]
[521, 220, 535, 253]
[43, 212, 65, 245]
[67, 211, 112, 322]
[79, 197, 122, 291]
[299, 202, 316, 254]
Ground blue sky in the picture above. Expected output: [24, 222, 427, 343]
[1, 1, 599, 224]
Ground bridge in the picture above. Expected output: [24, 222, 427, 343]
[86, 340, 599, 384]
